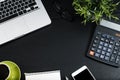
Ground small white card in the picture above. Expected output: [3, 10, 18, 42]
[25, 70, 61, 80]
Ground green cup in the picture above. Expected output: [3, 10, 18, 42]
[0, 61, 21, 80]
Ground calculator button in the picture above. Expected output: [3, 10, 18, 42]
[106, 52, 111, 57]
[89, 51, 95, 56]
[108, 44, 113, 48]
[110, 54, 116, 62]
[91, 47, 96, 51]
[104, 43, 108, 47]
[92, 44, 97, 47]
[115, 43, 120, 46]
[110, 41, 114, 44]
[102, 34, 107, 38]
[107, 48, 112, 53]
[102, 51, 105, 55]
[106, 35, 110, 39]
[98, 45, 102, 49]
[95, 53, 100, 57]
[105, 56, 110, 61]
[110, 37, 115, 41]
[103, 47, 107, 51]
[114, 47, 118, 50]
[95, 36, 99, 40]
[116, 56, 120, 64]
[101, 38, 105, 41]
[97, 49, 101, 53]
[94, 40, 98, 43]
[113, 51, 117, 54]
[118, 52, 120, 56]
[97, 32, 101, 35]
[100, 41, 104, 45]
[100, 55, 105, 59]
[105, 39, 109, 43]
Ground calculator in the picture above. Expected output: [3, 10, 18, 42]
[87, 19, 120, 67]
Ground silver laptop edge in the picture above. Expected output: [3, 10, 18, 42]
[0, 0, 51, 45]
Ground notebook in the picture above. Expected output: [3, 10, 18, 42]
[25, 70, 61, 80]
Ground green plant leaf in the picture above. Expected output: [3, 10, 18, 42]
[72, 0, 120, 24]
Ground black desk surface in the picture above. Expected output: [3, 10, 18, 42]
[0, 0, 120, 80]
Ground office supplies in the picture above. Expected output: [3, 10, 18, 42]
[71, 66, 96, 80]
[87, 19, 120, 67]
[25, 70, 61, 80]
[0, 0, 51, 45]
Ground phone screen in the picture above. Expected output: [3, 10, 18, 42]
[74, 69, 95, 80]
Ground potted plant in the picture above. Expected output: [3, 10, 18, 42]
[72, 0, 120, 24]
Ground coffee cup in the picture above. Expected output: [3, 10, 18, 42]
[0, 61, 21, 80]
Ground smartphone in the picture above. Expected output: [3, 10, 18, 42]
[71, 66, 96, 80]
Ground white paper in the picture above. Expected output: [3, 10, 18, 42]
[25, 70, 61, 80]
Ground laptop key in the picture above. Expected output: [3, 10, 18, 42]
[0, 13, 18, 23]
[0, 0, 39, 23]
[29, 2, 37, 7]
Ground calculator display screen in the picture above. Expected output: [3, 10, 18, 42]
[74, 69, 95, 80]
[100, 19, 120, 32]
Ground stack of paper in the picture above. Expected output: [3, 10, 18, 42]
[25, 70, 61, 80]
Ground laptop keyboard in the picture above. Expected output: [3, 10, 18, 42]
[0, 0, 39, 23]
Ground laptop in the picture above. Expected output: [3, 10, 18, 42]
[0, 0, 51, 45]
